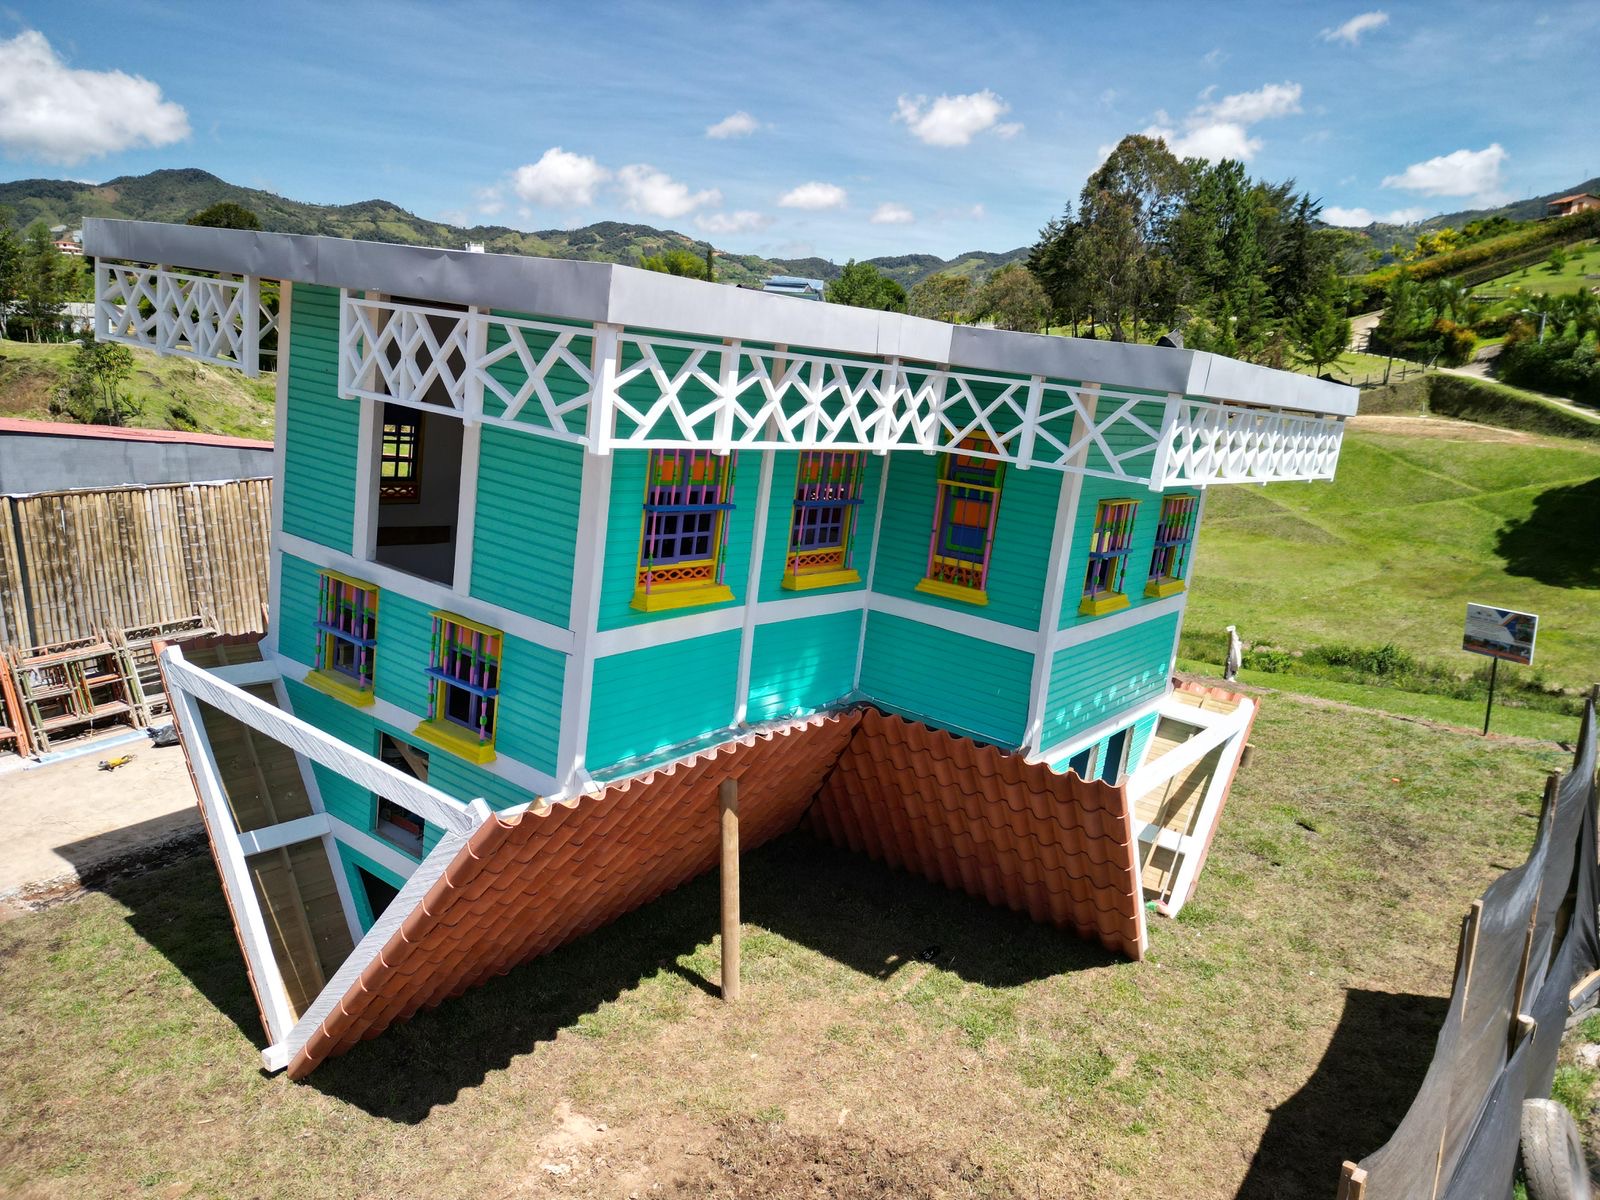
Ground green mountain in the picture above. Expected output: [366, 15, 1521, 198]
[0, 168, 1027, 291]
[1342, 176, 1600, 255]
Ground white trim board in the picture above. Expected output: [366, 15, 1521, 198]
[265, 281, 292, 660]
[1052, 591, 1188, 652]
[326, 814, 424, 882]
[1029, 690, 1168, 769]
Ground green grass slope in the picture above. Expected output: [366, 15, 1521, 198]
[1187, 421, 1600, 695]
[1475, 237, 1600, 297]
[0, 339, 275, 440]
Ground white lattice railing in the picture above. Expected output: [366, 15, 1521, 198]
[336, 293, 1344, 487]
[95, 262, 277, 375]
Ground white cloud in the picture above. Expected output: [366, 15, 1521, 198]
[1195, 81, 1302, 125]
[511, 148, 609, 207]
[1381, 143, 1508, 199]
[994, 122, 1023, 139]
[969, 203, 986, 219]
[893, 90, 1015, 147]
[1202, 47, 1226, 67]
[779, 181, 848, 210]
[1322, 205, 1433, 227]
[615, 164, 721, 219]
[474, 186, 504, 217]
[0, 30, 189, 164]
[706, 110, 759, 139]
[870, 202, 915, 225]
[695, 210, 772, 235]
[1141, 80, 1302, 164]
[1321, 11, 1389, 44]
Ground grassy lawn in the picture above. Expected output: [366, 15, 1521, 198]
[1186, 421, 1600, 697]
[1475, 238, 1600, 299]
[0, 693, 1574, 1199]
[1288, 350, 1426, 388]
[0, 338, 276, 440]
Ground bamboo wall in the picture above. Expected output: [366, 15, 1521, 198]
[0, 478, 272, 648]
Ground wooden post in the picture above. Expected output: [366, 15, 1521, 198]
[1336, 1161, 1367, 1200]
[720, 776, 740, 1002]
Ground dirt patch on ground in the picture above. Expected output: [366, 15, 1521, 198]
[1348, 414, 1532, 442]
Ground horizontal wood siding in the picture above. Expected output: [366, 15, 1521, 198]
[371, 589, 434, 719]
[869, 450, 1059, 632]
[1127, 709, 1160, 774]
[747, 610, 864, 723]
[1040, 611, 1178, 750]
[756, 450, 883, 604]
[424, 752, 533, 811]
[586, 629, 740, 772]
[596, 450, 757, 631]
[282, 284, 358, 552]
[471, 425, 581, 627]
[857, 610, 1033, 747]
[275, 553, 322, 669]
[491, 633, 565, 776]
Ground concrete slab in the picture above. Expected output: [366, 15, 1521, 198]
[0, 737, 202, 898]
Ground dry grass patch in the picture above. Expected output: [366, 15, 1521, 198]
[0, 695, 1571, 1199]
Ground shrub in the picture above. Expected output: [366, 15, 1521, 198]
[1425, 373, 1600, 439]
[1307, 642, 1417, 678]
[1244, 647, 1295, 673]
[1496, 335, 1600, 406]
[1432, 318, 1478, 366]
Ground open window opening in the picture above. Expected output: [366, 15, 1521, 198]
[357, 867, 401, 924]
[372, 401, 462, 585]
[373, 734, 430, 858]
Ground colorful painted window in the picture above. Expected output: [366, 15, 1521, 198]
[310, 571, 377, 705]
[379, 407, 422, 502]
[915, 436, 1004, 606]
[417, 613, 500, 763]
[783, 450, 865, 590]
[1080, 498, 1140, 616]
[1147, 493, 1198, 597]
[632, 449, 737, 612]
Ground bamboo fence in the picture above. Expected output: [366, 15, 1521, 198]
[0, 478, 272, 649]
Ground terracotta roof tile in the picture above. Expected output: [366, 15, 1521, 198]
[806, 710, 1144, 960]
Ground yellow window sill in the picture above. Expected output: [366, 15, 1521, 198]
[915, 577, 989, 606]
[1079, 592, 1130, 617]
[412, 719, 497, 765]
[781, 568, 861, 592]
[303, 669, 374, 708]
[1145, 578, 1186, 599]
[630, 583, 735, 613]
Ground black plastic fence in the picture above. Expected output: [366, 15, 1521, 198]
[1337, 696, 1599, 1199]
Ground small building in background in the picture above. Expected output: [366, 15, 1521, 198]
[762, 274, 826, 300]
[1546, 193, 1600, 219]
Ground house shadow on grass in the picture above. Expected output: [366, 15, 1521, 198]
[303, 832, 1111, 1122]
[1235, 988, 1447, 1200]
[1496, 475, 1600, 588]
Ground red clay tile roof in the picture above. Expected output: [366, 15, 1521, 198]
[0, 417, 272, 450]
[807, 709, 1145, 960]
[282, 707, 1149, 1078]
[286, 710, 863, 1078]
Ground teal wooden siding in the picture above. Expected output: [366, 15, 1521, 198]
[276, 553, 323, 669]
[371, 589, 435, 718]
[1126, 709, 1160, 773]
[471, 425, 582, 627]
[1059, 398, 1192, 629]
[857, 610, 1034, 747]
[282, 284, 359, 551]
[747, 611, 863, 722]
[425, 752, 533, 811]
[491, 633, 565, 775]
[1039, 611, 1178, 750]
[869, 451, 1061, 632]
[755, 451, 883, 604]
[586, 629, 740, 771]
[335, 841, 408, 932]
[596, 450, 758, 631]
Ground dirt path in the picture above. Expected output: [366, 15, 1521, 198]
[1349, 309, 1382, 352]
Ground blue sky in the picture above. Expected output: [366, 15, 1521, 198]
[1, 1, 1596, 261]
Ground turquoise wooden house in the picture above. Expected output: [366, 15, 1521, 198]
[85, 219, 1354, 1073]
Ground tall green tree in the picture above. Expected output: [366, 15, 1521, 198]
[703, 243, 715, 283]
[12, 222, 76, 342]
[1072, 134, 1186, 341]
[971, 265, 1048, 332]
[0, 208, 23, 337]
[1028, 207, 1091, 335]
[1291, 290, 1351, 376]
[56, 334, 140, 425]
[825, 260, 906, 312]
[187, 201, 262, 230]
[907, 272, 972, 323]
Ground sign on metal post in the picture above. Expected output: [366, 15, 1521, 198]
[1463, 603, 1539, 735]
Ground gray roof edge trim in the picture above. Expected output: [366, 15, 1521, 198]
[84, 219, 1358, 417]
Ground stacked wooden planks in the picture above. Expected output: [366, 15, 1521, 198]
[0, 478, 271, 648]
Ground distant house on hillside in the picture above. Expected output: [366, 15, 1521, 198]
[1546, 193, 1600, 219]
[762, 274, 826, 300]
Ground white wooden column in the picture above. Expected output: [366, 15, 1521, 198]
[265, 281, 294, 660]
[734, 447, 777, 726]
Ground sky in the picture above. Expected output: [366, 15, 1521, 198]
[0, 1, 1596, 262]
